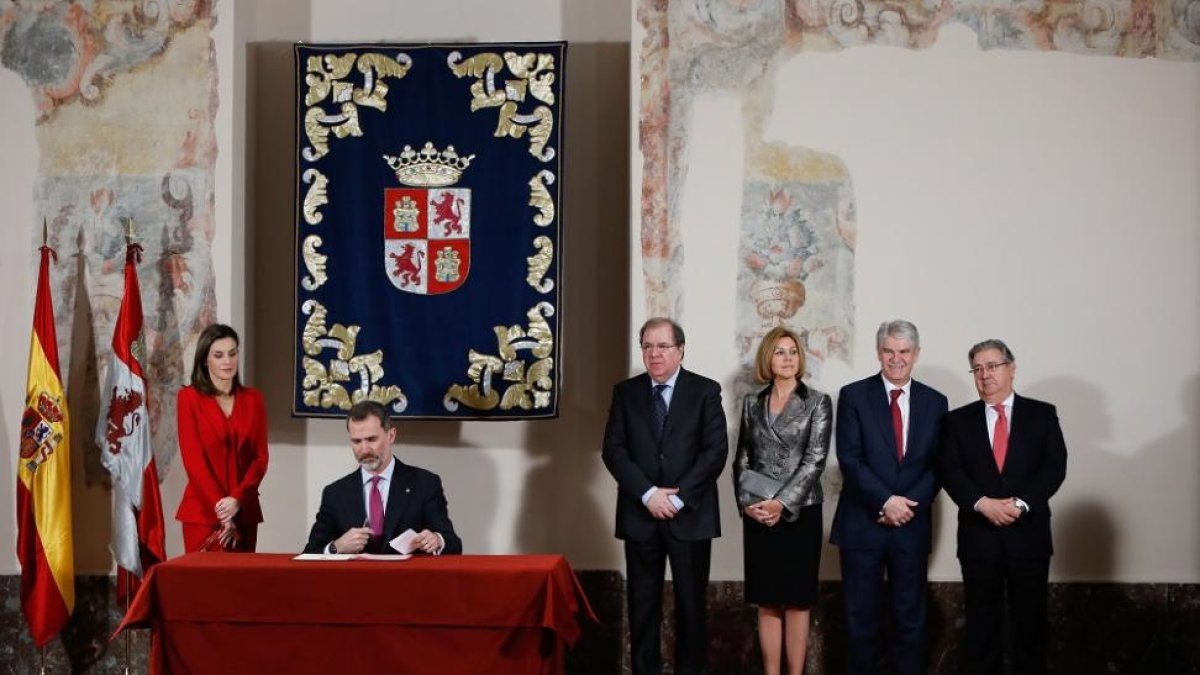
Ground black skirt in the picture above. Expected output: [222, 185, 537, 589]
[742, 502, 822, 607]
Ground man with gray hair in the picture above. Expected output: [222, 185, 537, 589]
[938, 339, 1066, 675]
[831, 320, 948, 675]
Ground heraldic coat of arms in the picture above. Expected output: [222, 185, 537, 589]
[383, 142, 474, 295]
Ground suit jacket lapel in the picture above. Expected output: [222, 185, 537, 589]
[660, 370, 687, 444]
[905, 383, 928, 463]
[1005, 394, 1030, 471]
[968, 400, 1001, 477]
[344, 470, 368, 528]
[769, 385, 807, 442]
[634, 373, 660, 441]
[383, 462, 411, 538]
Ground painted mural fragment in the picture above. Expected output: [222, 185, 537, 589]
[1, 0, 220, 481]
[637, 0, 1200, 375]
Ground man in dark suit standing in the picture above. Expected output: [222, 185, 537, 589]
[830, 319, 948, 675]
[304, 400, 462, 556]
[938, 339, 1067, 675]
[602, 317, 728, 675]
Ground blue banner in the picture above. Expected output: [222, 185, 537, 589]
[293, 42, 566, 419]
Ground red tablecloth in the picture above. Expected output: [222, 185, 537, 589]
[117, 553, 596, 675]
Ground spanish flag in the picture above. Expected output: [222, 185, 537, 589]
[16, 242, 74, 647]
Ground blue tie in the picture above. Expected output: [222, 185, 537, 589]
[652, 384, 669, 440]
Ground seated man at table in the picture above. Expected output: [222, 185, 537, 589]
[303, 400, 462, 555]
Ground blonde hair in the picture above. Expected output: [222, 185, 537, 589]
[753, 326, 805, 384]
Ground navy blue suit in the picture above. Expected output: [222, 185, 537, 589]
[830, 374, 947, 675]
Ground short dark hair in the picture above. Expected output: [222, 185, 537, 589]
[347, 400, 392, 431]
[968, 338, 1015, 364]
[638, 317, 686, 347]
[191, 323, 241, 395]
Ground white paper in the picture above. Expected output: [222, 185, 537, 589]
[293, 553, 355, 561]
[390, 528, 419, 555]
[292, 552, 411, 561]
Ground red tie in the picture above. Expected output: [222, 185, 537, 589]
[368, 475, 384, 537]
[890, 389, 904, 462]
[992, 404, 1009, 471]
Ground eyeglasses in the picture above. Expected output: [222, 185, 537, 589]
[969, 361, 1010, 376]
[640, 342, 678, 353]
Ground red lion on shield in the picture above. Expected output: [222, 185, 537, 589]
[390, 244, 425, 288]
[103, 386, 144, 455]
[431, 191, 465, 236]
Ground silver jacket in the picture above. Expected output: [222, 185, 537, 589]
[733, 382, 832, 521]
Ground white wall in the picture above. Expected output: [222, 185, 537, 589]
[0, 65, 41, 574]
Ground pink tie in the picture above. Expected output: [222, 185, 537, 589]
[368, 475, 384, 537]
[890, 389, 904, 462]
[992, 404, 1009, 472]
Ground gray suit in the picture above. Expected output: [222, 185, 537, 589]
[733, 383, 832, 519]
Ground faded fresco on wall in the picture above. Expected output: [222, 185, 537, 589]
[1, 1, 220, 482]
[637, 0, 1200, 379]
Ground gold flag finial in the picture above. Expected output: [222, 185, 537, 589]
[125, 217, 135, 245]
[41, 218, 48, 247]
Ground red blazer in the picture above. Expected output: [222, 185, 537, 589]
[175, 385, 269, 527]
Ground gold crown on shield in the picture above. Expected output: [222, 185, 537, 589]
[383, 142, 475, 188]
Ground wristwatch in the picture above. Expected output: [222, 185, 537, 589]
[328, 541, 338, 554]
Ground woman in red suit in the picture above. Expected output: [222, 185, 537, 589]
[176, 324, 269, 552]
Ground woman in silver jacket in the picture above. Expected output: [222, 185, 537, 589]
[734, 325, 832, 675]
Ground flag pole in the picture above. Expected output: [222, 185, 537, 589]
[36, 221, 50, 675]
[122, 218, 134, 675]
[123, 568, 132, 675]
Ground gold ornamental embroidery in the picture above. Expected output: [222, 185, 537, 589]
[300, 300, 407, 412]
[303, 52, 412, 162]
[528, 170, 555, 226]
[444, 302, 555, 411]
[447, 51, 557, 162]
[302, 169, 329, 225]
[301, 236, 328, 291]
[526, 236, 553, 293]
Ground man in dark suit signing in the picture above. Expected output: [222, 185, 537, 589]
[938, 339, 1067, 675]
[830, 319, 948, 675]
[602, 317, 728, 675]
[304, 400, 461, 556]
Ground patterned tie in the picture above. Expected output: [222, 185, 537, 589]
[992, 404, 1009, 472]
[890, 389, 904, 462]
[652, 384, 669, 440]
[368, 475, 384, 538]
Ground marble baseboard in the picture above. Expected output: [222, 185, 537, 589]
[1, 574, 1196, 674]
[0, 575, 150, 674]
[566, 575, 1199, 675]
